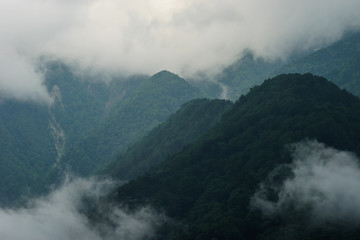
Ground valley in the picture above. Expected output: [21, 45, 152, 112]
[0, 27, 360, 239]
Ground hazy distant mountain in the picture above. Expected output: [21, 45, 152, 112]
[107, 74, 360, 239]
[0, 61, 147, 203]
[61, 70, 204, 177]
[200, 34, 360, 101]
[1, 32, 360, 209]
[215, 52, 283, 100]
[0, 101, 56, 204]
[275, 33, 360, 96]
[44, 61, 147, 147]
[0, 59, 206, 204]
[105, 98, 232, 180]
[188, 52, 283, 101]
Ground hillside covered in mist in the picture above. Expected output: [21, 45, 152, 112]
[208, 32, 360, 101]
[0, 66, 204, 203]
[105, 98, 233, 180]
[106, 73, 360, 240]
[1, 1, 360, 239]
[1, 32, 360, 206]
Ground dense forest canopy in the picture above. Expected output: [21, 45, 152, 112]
[104, 98, 233, 180]
[0, 1, 360, 238]
[107, 73, 360, 240]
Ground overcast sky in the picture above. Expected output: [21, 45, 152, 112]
[1, 0, 360, 103]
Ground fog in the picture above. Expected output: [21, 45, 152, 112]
[1, 0, 360, 103]
[0, 177, 165, 240]
[252, 140, 360, 225]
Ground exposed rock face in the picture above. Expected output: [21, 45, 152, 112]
[49, 85, 66, 163]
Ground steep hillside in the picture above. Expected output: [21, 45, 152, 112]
[216, 52, 282, 100]
[62, 70, 204, 176]
[0, 101, 56, 204]
[275, 33, 360, 96]
[186, 52, 283, 101]
[199, 34, 360, 101]
[0, 61, 147, 204]
[44, 61, 146, 147]
[105, 98, 233, 180]
[108, 74, 360, 239]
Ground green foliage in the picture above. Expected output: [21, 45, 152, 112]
[110, 73, 360, 239]
[186, 51, 282, 100]
[0, 100, 57, 204]
[62, 70, 204, 176]
[104, 98, 233, 180]
[275, 33, 360, 96]
[0, 61, 147, 204]
[194, 34, 360, 101]
[215, 52, 283, 100]
[44, 61, 146, 146]
[0, 63, 203, 204]
[45, 62, 107, 145]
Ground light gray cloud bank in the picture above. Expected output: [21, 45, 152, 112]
[252, 140, 360, 225]
[0, 177, 164, 240]
[1, 0, 360, 103]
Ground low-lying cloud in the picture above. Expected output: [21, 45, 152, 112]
[252, 140, 360, 225]
[1, 0, 360, 103]
[0, 47, 52, 104]
[0, 177, 165, 240]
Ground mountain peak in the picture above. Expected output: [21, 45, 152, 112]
[152, 70, 179, 78]
[111, 73, 360, 239]
[239, 73, 355, 106]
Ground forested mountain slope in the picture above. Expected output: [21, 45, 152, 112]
[188, 52, 282, 101]
[105, 98, 233, 180]
[0, 62, 205, 204]
[216, 52, 282, 100]
[61, 70, 204, 176]
[44, 61, 147, 147]
[108, 73, 360, 240]
[275, 33, 360, 96]
[0, 62, 147, 204]
[0, 101, 56, 204]
[200, 34, 360, 101]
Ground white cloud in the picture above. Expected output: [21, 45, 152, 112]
[0, 45, 52, 104]
[0, 177, 165, 240]
[252, 140, 360, 225]
[1, 0, 360, 102]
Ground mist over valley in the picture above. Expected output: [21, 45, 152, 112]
[1, 1, 360, 239]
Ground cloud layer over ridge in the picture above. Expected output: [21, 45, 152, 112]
[252, 140, 360, 225]
[0, 177, 165, 240]
[1, 0, 360, 102]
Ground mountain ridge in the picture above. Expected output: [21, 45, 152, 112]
[60, 70, 204, 177]
[274, 33, 360, 96]
[104, 98, 233, 180]
[106, 73, 360, 239]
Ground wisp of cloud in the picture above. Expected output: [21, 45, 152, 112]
[1, 0, 360, 103]
[252, 140, 360, 225]
[0, 177, 165, 240]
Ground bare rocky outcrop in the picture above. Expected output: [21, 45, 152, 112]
[49, 85, 66, 163]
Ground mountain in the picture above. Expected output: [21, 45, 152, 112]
[186, 52, 283, 101]
[0, 62, 205, 203]
[196, 34, 360, 101]
[275, 33, 360, 96]
[104, 98, 233, 180]
[0, 61, 146, 203]
[45, 62, 108, 147]
[0, 100, 56, 204]
[105, 73, 360, 239]
[215, 52, 283, 100]
[61, 70, 204, 177]
[44, 61, 147, 148]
